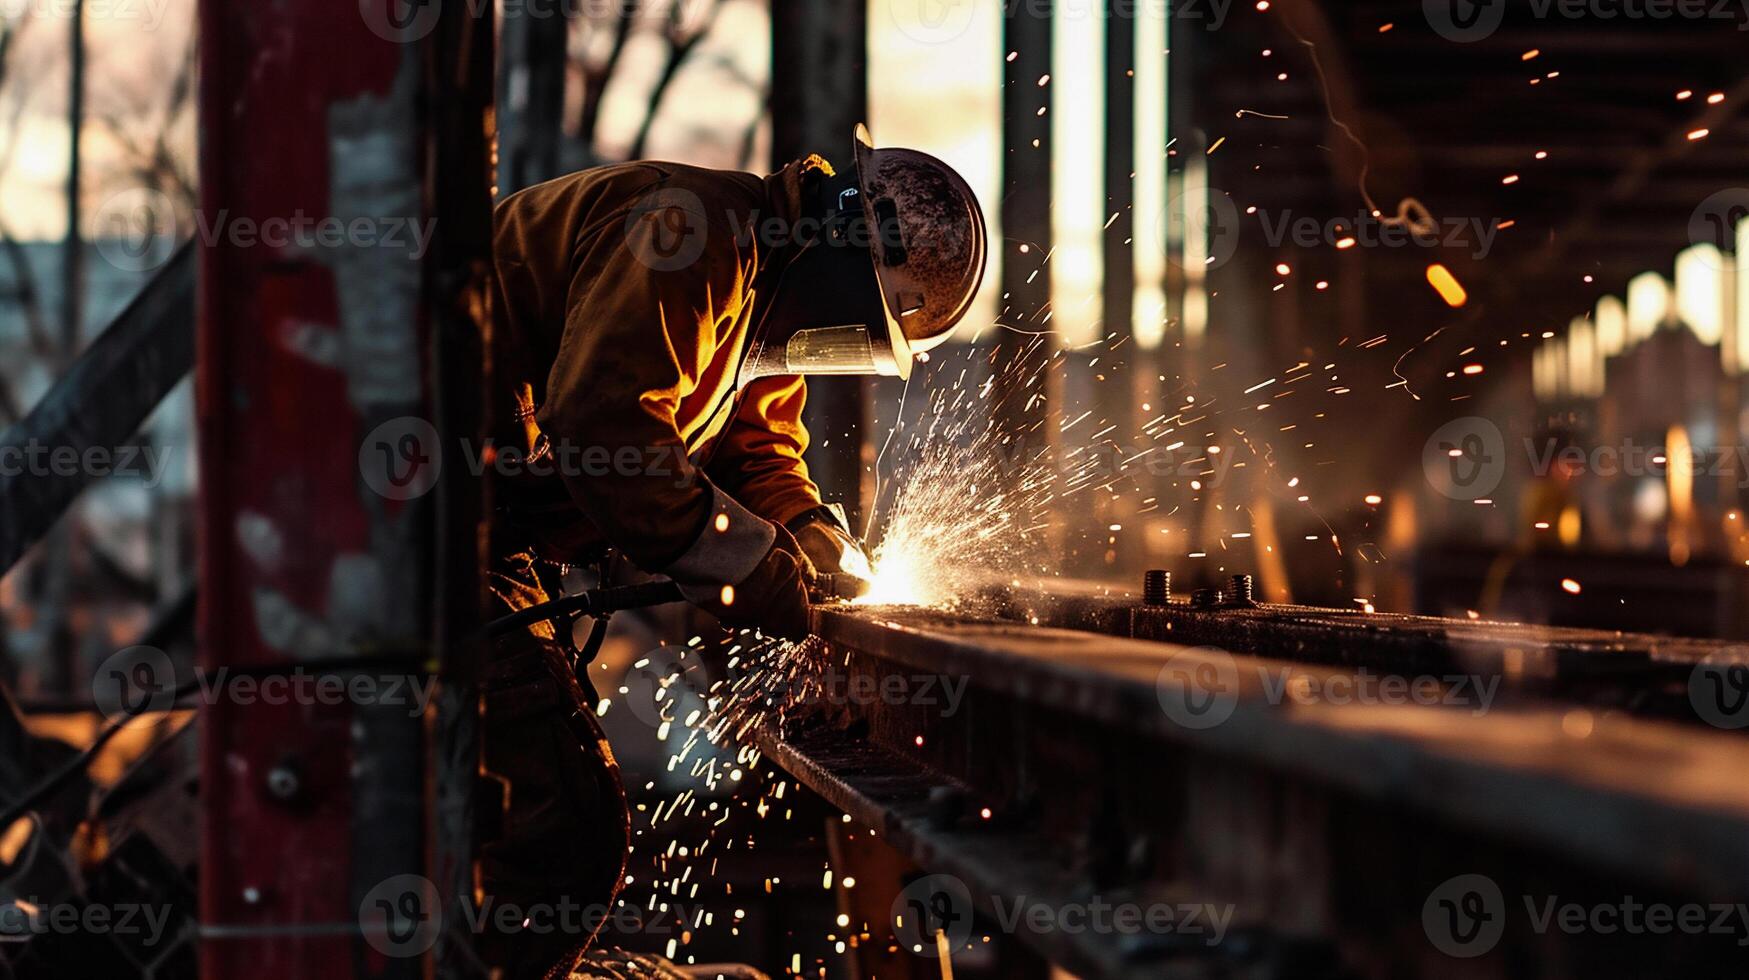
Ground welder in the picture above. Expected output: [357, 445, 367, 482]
[477, 126, 986, 977]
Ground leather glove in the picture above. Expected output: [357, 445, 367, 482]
[787, 506, 872, 593]
[696, 523, 812, 641]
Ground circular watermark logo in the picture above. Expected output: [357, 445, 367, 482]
[891, 873, 974, 955]
[91, 645, 178, 722]
[1423, 416, 1506, 501]
[1422, 873, 1505, 957]
[91, 187, 178, 273]
[1689, 648, 1749, 729]
[1424, 0, 1506, 41]
[1160, 188, 1241, 272]
[359, 416, 443, 501]
[1155, 646, 1239, 730]
[1688, 188, 1749, 262]
[624, 187, 709, 272]
[359, 873, 442, 958]
[360, 0, 442, 43]
[888, 0, 979, 46]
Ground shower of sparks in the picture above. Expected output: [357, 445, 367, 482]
[859, 341, 1058, 608]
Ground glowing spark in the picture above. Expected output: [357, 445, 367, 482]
[1426, 264, 1468, 307]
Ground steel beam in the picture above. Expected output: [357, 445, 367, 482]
[0, 244, 193, 576]
[746, 600, 1749, 976]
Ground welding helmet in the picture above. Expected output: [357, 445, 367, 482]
[742, 125, 988, 382]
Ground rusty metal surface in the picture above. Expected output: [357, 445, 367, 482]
[807, 603, 1749, 895]
[744, 599, 1749, 977]
[195, 0, 493, 974]
[754, 723, 1264, 980]
[987, 580, 1738, 714]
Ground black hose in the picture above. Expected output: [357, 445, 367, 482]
[484, 580, 686, 638]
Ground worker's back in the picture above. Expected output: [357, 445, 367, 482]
[488, 162, 784, 559]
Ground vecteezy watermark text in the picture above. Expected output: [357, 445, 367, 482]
[0, 441, 171, 487]
[889, 873, 1234, 957]
[0, 0, 171, 27]
[358, 418, 1249, 501]
[1422, 416, 1749, 502]
[1423, 873, 1749, 957]
[357, 874, 690, 958]
[1425, 0, 1749, 43]
[888, 0, 1241, 48]
[192, 210, 436, 260]
[1155, 647, 1500, 730]
[91, 645, 437, 722]
[90, 188, 438, 273]
[0, 900, 175, 947]
[1254, 208, 1501, 260]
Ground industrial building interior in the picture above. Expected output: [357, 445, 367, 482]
[2, 0, 1749, 977]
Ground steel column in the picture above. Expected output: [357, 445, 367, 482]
[996, 0, 1055, 441]
[196, 0, 493, 974]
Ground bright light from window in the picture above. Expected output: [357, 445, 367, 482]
[1566, 317, 1596, 397]
[1626, 272, 1672, 340]
[1050, 1, 1105, 348]
[1674, 244, 1725, 346]
[868, 0, 1001, 341]
[1594, 294, 1626, 358]
[1132, 3, 1168, 348]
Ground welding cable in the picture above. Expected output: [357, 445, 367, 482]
[483, 579, 685, 638]
[0, 656, 434, 832]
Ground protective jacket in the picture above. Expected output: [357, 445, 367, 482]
[491, 160, 826, 581]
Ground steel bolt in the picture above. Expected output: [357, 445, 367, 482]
[1191, 587, 1221, 609]
[1142, 570, 1171, 606]
[1228, 574, 1255, 605]
[266, 765, 301, 801]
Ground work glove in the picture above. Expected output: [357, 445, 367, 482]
[698, 523, 812, 641]
[787, 505, 873, 597]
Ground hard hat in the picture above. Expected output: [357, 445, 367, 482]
[741, 126, 987, 382]
[850, 124, 987, 368]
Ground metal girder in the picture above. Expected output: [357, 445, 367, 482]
[747, 597, 1749, 977]
[195, 0, 493, 975]
[0, 243, 193, 576]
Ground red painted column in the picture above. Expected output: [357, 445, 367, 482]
[195, 0, 493, 974]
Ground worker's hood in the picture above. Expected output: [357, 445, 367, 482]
[740, 127, 987, 384]
[740, 162, 904, 383]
